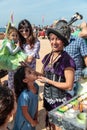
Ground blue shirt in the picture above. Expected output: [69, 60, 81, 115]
[13, 83, 39, 130]
[65, 35, 87, 81]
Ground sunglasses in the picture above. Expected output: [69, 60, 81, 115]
[19, 28, 29, 33]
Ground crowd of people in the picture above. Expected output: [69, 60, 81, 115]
[0, 16, 87, 130]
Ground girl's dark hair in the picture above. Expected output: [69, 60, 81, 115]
[0, 86, 14, 126]
[14, 66, 27, 100]
[18, 19, 35, 48]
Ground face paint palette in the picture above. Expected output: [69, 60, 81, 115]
[49, 92, 87, 130]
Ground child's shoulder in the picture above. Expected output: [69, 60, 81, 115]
[19, 89, 29, 98]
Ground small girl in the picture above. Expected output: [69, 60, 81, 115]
[13, 66, 39, 130]
[0, 26, 27, 70]
[0, 26, 27, 89]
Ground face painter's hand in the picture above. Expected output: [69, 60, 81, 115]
[37, 76, 48, 83]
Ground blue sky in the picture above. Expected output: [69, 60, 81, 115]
[0, 0, 87, 27]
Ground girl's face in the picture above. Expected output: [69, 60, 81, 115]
[9, 31, 19, 42]
[49, 33, 64, 52]
[24, 67, 38, 82]
[19, 28, 30, 39]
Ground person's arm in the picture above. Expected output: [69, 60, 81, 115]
[38, 67, 75, 91]
[27, 40, 40, 63]
[80, 37, 87, 66]
[84, 56, 87, 66]
[27, 56, 34, 63]
[22, 106, 38, 127]
[82, 56, 87, 77]
[6, 41, 21, 55]
[32, 40, 40, 57]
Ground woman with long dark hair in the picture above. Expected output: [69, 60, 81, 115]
[18, 19, 40, 70]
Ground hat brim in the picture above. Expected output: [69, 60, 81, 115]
[47, 28, 69, 46]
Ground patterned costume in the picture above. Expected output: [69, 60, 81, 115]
[42, 51, 76, 111]
[22, 39, 40, 70]
[0, 38, 27, 70]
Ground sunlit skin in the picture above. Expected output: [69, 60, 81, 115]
[8, 31, 19, 42]
[47, 33, 65, 65]
[23, 67, 38, 92]
[24, 67, 38, 82]
[19, 28, 30, 39]
[49, 33, 64, 52]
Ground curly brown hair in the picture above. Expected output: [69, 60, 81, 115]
[0, 86, 14, 126]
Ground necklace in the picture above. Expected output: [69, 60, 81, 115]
[48, 52, 61, 68]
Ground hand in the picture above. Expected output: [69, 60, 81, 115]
[38, 76, 48, 83]
[19, 61, 28, 66]
[27, 56, 34, 63]
[31, 119, 38, 127]
[16, 40, 20, 47]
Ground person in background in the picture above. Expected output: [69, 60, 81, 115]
[0, 26, 27, 90]
[72, 21, 87, 39]
[64, 20, 87, 96]
[18, 19, 40, 70]
[0, 85, 16, 130]
[38, 20, 76, 130]
[13, 66, 39, 130]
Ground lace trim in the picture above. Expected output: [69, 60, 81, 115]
[44, 97, 67, 104]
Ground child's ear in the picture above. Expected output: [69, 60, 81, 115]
[8, 113, 13, 123]
[23, 78, 28, 83]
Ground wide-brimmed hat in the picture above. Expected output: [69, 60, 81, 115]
[47, 20, 71, 46]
